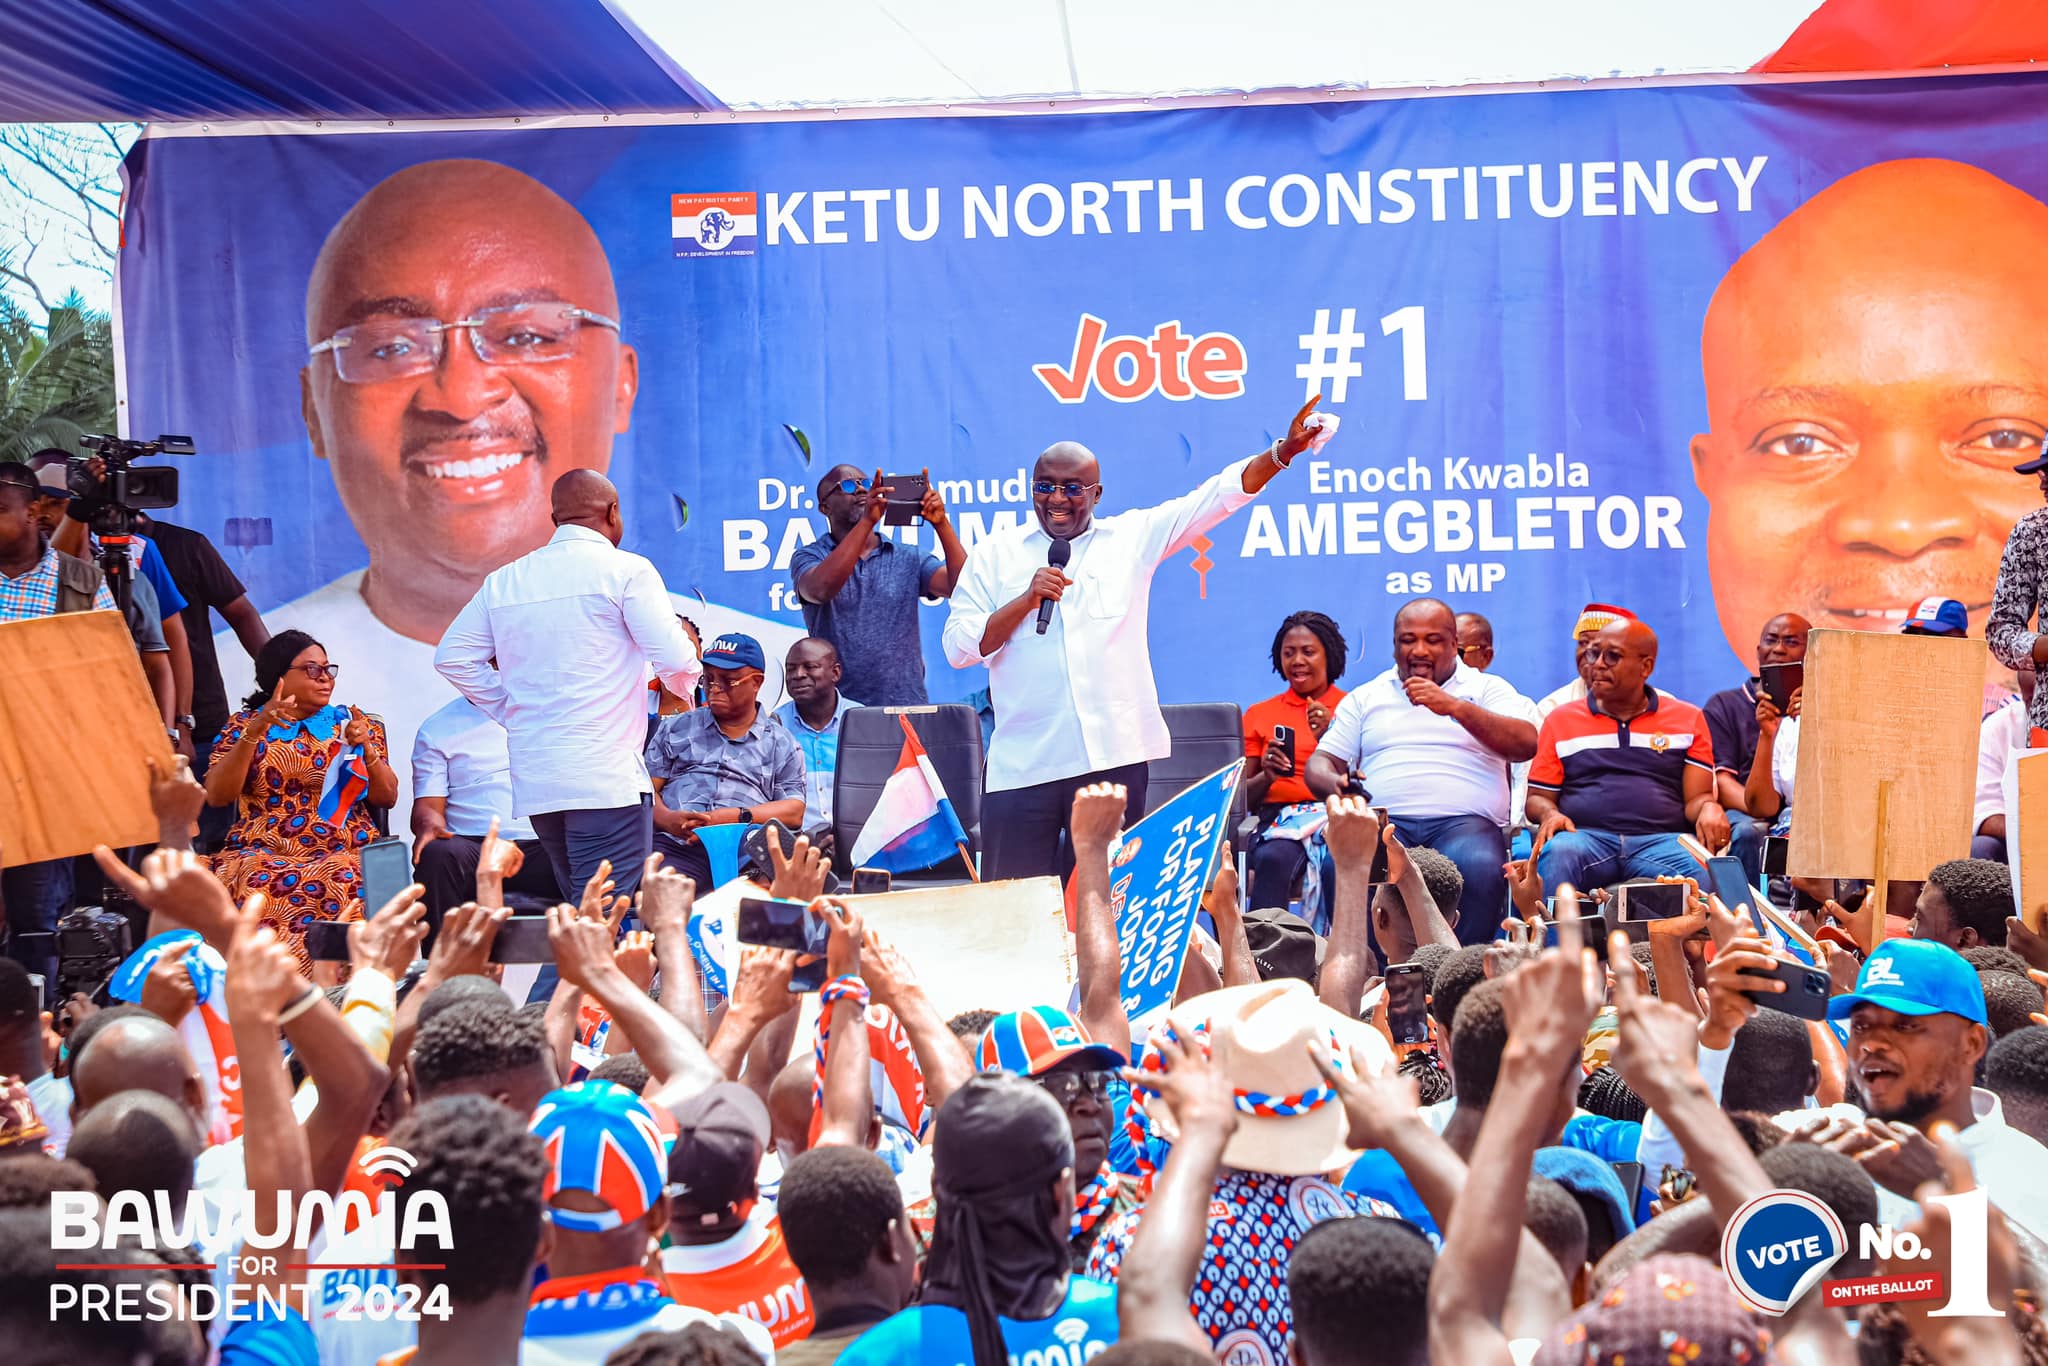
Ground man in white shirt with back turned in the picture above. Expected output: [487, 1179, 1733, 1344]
[1305, 597, 1538, 942]
[435, 469, 700, 916]
[943, 400, 1337, 880]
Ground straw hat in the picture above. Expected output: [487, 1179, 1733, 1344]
[1141, 979, 1396, 1177]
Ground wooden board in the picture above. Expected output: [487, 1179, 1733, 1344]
[2011, 750, 2048, 932]
[0, 610, 170, 867]
[1787, 629, 1982, 881]
[690, 875, 1073, 1021]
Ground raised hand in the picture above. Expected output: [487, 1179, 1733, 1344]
[343, 706, 372, 748]
[547, 902, 622, 995]
[1606, 930, 1711, 1109]
[224, 894, 303, 1024]
[349, 886, 428, 980]
[613, 929, 657, 993]
[1698, 930, 1781, 1049]
[256, 678, 300, 735]
[140, 940, 200, 1025]
[1496, 886, 1603, 1076]
[1309, 1038, 1423, 1151]
[577, 859, 616, 923]
[918, 466, 949, 530]
[859, 928, 920, 1010]
[1503, 855, 1544, 922]
[636, 854, 697, 940]
[765, 827, 829, 904]
[817, 897, 863, 980]
[427, 900, 510, 981]
[1323, 795, 1381, 874]
[478, 815, 524, 879]
[1069, 783, 1128, 852]
[147, 753, 208, 850]
[726, 944, 801, 1023]
[94, 844, 239, 947]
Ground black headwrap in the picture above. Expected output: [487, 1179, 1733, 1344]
[920, 1073, 1075, 1366]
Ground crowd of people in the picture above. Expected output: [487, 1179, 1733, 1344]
[8, 362, 2048, 1362]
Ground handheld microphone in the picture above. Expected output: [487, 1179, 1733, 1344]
[1036, 537, 1072, 635]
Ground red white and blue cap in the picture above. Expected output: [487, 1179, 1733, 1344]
[1899, 597, 1969, 638]
[528, 1080, 669, 1233]
[976, 1005, 1126, 1077]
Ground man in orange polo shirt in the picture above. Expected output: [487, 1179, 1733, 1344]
[1241, 610, 1350, 910]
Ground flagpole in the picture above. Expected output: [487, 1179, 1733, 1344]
[957, 842, 981, 883]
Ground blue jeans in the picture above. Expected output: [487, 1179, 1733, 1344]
[2, 857, 72, 986]
[1537, 829, 1703, 894]
[1387, 812, 1508, 946]
[527, 797, 652, 1002]
[1727, 809, 1769, 887]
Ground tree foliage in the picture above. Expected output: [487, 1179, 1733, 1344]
[0, 294, 116, 464]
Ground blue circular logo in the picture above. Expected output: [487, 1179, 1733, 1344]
[1721, 1188, 1846, 1315]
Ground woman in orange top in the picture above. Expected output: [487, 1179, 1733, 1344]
[1241, 610, 1348, 909]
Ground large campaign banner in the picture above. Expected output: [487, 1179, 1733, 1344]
[115, 72, 2048, 794]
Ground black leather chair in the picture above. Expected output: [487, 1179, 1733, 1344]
[832, 704, 985, 880]
[1147, 702, 1249, 831]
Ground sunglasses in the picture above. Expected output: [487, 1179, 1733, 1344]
[1033, 480, 1099, 499]
[1032, 1068, 1115, 1106]
[290, 662, 341, 682]
[831, 478, 870, 495]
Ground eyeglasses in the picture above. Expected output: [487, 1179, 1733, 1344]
[1032, 1068, 1115, 1106]
[309, 301, 621, 384]
[1585, 647, 1629, 666]
[1032, 480, 1100, 499]
[1457, 643, 1489, 657]
[703, 674, 759, 693]
[830, 478, 870, 496]
[290, 662, 340, 682]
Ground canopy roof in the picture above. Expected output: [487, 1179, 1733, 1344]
[1, 0, 2042, 122]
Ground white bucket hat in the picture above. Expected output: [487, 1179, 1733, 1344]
[1140, 979, 1396, 1177]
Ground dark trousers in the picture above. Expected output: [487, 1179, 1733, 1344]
[2, 858, 72, 987]
[651, 832, 714, 890]
[414, 834, 563, 928]
[982, 762, 1151, 882]
[527, 798, 652, 1002]
[1247, 806, 1310, 911]
[190, 727, 234, 854]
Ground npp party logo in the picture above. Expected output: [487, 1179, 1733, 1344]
[1720, 1190, 1846, 1315]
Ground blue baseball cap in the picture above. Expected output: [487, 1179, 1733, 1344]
[1826, 939, 1987, 1025]
[701, 633, 766, 671]
[1899, 597, 1969, 638]
[1532, 1146, 1636, 1238]
[2012, 432, 2048, 474]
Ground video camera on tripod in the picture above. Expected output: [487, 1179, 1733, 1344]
[65, 432, 193, 615]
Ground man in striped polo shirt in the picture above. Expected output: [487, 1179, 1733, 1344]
[1526, 618, 1729, 894]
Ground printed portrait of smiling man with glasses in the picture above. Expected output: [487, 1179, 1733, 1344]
[215, 157, 796, 811]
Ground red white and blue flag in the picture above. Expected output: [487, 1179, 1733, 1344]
[849, 715, 968, 874]
[317, 742, 370, 824]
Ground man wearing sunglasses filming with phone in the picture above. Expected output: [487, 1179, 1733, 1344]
[793, 464, 968, 706]
[944, 399, 1339, 879]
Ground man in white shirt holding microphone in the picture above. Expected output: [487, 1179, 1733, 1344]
[435, 469, 701, 909]
[944, 400, 1337, 880]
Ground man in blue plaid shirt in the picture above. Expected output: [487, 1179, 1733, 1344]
[0, 463, 120, 985]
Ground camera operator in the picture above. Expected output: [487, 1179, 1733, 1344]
[41, 451, 198, 759]
[0, 463, 122, 985]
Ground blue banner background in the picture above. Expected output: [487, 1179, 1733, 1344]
[115, 72, 2048, 760]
